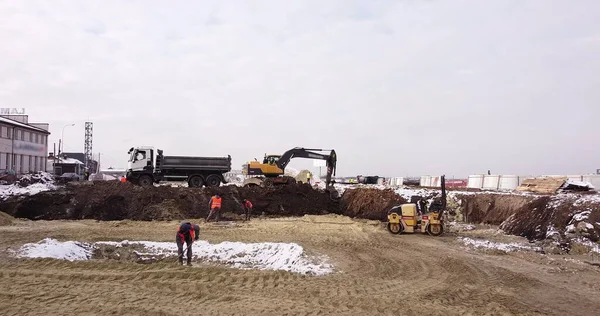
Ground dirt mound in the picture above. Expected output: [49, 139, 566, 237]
[340, 188, 407, 221]
[0, 211, 14, 225]
[0, 181, 340, 221]
[457, 193, 600, 242]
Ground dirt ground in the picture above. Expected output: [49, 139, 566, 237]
[1, 216, 600, 316]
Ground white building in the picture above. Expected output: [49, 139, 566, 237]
[0, 115, 50, 174]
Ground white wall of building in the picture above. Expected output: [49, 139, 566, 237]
[0, 124, 49, 174]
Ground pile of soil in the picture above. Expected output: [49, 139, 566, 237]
[340, 188, 407, 221]
[457, 193, 600, 241]
[0, 181, 340, 221]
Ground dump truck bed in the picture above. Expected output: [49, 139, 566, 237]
[161, 156, 232, 171]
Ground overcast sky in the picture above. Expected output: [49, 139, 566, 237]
[1, 0, 598, 178]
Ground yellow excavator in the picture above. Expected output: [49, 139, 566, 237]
[242, 147, 337, 189]
[386, 175, 446, 236]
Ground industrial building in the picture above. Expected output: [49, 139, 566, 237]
[61, 152, 98, 173]
[0, 114, 50, 174]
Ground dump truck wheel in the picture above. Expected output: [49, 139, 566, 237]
[139, 175, 153, 187]
[426, 223, 443, 236]
[188, 176, 203, 188]
[205, 175, 221, 187]
[387, 222, 403, 234]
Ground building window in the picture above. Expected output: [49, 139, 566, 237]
[7, 153, 11, 170]
[29, 132, 33, 142]
[21, 131, 26, 141]
[1, 126, 6, 138]
[7, 127, 12, 139]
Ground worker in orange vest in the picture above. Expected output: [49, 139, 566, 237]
[206, 193, 222, 222]
[242, 199, 253, 221]
[176, 222, 200, 265]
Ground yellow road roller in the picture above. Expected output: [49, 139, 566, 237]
[386, 175, 446, 236]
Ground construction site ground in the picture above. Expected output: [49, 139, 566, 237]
[2, 216, 600, 316]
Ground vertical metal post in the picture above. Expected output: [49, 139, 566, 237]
[84, 122, 93, 171]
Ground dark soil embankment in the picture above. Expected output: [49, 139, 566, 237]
[458, 193, 600, 241]
[0, 181, 339, 221]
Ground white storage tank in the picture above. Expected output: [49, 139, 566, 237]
[420, 175, 431, 187]
[498, 175, 519, 190]
[377, 177, 385, 185]
[482, 175, 500, 190]
[389, 177, 404, 186]
[467, 175, 484, 189]
[430, 176, 440, 187]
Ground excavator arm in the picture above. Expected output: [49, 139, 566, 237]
[276, 147, 337, 188]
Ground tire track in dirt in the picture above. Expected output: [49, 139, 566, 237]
[3, 217, 600, 315]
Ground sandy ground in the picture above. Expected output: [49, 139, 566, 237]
[1, 216, 600, 316]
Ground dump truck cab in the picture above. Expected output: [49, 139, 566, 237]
[127, 146, 155, 172]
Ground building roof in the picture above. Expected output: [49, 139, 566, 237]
[63, 152, 85, 162]
[54, 158, 84, 165]
[0, 116, 50, 134]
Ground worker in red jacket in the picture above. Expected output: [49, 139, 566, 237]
[242, 199, 253, 221]
[206, 194, 222, 222]
[176, 222, 200, 266]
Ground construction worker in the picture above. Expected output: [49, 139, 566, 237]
[176, 222, 200, 266]
[206, 193, 222, 222]
[242, 199, 253, 221]
[418, 198, 428, 215]
[306, 172, 311, 184]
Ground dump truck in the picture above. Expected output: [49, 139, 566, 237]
[125, 146, 232, 187]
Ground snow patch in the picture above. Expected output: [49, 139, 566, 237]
[585, 223, 594, 230]
[546, 226, 560, 239]
[563, 179, 595, 189]
[458, 237, 539, 252]
[13, 238, 94, 261]
[448, 222, 476, 231]
[571, 210, 591, 223]
[0, 182, 58, 200]
[14, 238, 333, 275]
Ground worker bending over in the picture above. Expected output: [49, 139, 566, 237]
[176, 221, 200, 266]
[206, 193, 222, 222]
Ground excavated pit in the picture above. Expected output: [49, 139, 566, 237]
[1, 181, 599, 245]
